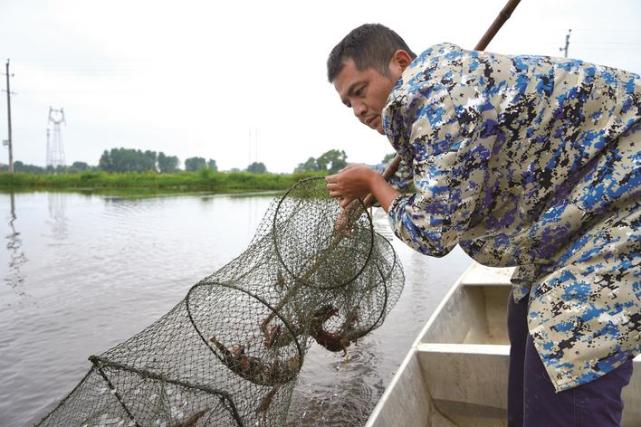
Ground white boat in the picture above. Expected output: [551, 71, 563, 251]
[366, 263, 641, 427]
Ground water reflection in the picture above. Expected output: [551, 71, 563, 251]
[47, 193, 68, 241]
[4, 192, 28, 297]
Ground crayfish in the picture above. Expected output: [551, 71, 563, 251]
[310, 308, 362, 355]
[208, 335, 300, 386]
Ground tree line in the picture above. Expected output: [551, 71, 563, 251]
[1, 147, 397, 175]
[294, 149, 348, 174]
[98, 149, 216, 173]
[2, 149, 222, 174]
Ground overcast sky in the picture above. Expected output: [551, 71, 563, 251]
[1, 0, 640, 173]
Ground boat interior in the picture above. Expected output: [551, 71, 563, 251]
[367, 263, 641, 427]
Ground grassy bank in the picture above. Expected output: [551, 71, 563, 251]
[0, 170, 327, 194]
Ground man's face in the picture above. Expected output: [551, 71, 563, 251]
[333, 58, 400, 135]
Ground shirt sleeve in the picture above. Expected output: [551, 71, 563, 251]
[371, 158, 413, 192]
[383, 48, 499, 257]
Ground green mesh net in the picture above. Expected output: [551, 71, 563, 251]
[37, 177, 404, 427]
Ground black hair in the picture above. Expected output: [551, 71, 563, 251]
[327, 23, 416, 82]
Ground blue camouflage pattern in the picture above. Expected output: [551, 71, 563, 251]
[382, 43, 641, 391]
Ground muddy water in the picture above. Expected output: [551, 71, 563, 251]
[0, 191, 472, 426]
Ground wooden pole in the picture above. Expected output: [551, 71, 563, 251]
[363, 0, 521, 208]
[474, 0, 522, 51]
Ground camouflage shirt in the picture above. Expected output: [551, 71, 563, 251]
[383, 43, 641, 391]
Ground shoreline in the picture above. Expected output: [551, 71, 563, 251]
[0, 171, 325, 196]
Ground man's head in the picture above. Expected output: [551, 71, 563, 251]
[328, 24, 416, 134]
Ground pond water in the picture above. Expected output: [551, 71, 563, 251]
[0, 191, 472, 426]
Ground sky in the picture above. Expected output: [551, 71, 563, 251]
[1, 0, 640, 173]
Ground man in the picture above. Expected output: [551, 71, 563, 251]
[325, 23, 641, 426]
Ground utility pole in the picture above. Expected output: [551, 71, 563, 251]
[3, 59, 14, 173]
[560, 29, 572, 58]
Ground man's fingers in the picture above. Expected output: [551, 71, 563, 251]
[327, 182, 345, 200]
[339, 198, 353, 209]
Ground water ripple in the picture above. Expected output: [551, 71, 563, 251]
[0, 191, 472, 427]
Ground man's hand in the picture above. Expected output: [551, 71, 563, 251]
[325, 164, 376, 209]
[325, 164, 400, 212]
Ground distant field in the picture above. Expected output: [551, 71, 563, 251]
[0, 170, 327, 194]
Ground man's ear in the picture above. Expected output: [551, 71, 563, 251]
[388, 49, 413, 77]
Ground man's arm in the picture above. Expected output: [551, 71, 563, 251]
[383, 45, 500, 257]
[371, 158, 413, 193]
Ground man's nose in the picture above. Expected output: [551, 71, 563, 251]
[352, 101, 367, 119]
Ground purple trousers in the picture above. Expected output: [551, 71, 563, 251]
[507, 293, 634, 427]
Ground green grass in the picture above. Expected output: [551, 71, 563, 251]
[0, 170, 327, 195]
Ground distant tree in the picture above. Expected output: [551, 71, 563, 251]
[109, 149, 129, 171]
[230, 168, 241, 173]
[207, 159, 218, 172]
[382, 153, 396, 164]
[294, 157, 319, 173]
[69, 161, 90, 172]
[317, 149, 347, 174]
[143, 150, 158, 172]
[158, 152, 179, 173]
[246, 162, 267, 174]
[13, 161, 46, 173]
[293, 150, 348, 174]
[99, 150, 112, 171]
[185, 157, 207, 171]
[98, 148, 157, 172]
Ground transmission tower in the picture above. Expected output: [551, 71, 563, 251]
[47, 107, 66, 169]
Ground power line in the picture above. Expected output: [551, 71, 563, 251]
[569, 28, 641, 34]
[572, 41, 641, 46]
